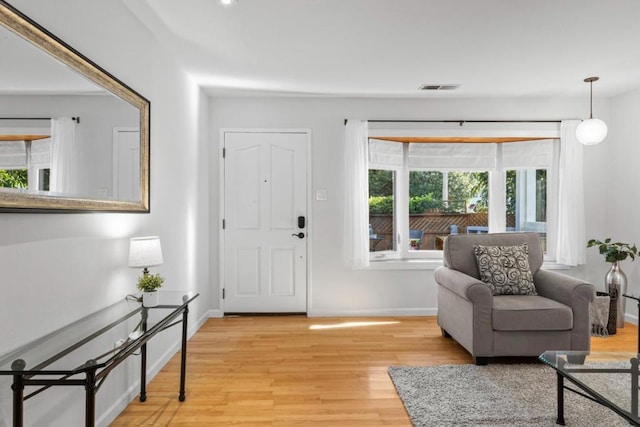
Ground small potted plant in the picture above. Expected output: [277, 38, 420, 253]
[137, 273, 164, 307]
[587, 238, 638, 328]
[587, 238, 638, 263]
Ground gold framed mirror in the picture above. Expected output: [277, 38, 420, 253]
[0, 1, 150, 212]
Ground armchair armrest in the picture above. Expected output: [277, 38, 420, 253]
[435, 266, 493, 357]
[534, 269, 595, 307]
[434, 267, 492, 304]
[534, 269, 595, 351]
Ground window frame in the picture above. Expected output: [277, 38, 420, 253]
[368, 165, 402, 260]
[368, 139, 559, 263]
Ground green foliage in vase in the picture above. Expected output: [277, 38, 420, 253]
[587, 238, 638, 263]
[136, 273, 164, 292]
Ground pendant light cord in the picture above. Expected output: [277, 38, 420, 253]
[589, 80, 594, 119]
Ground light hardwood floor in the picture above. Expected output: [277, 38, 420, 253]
[111, 316, 639, 426]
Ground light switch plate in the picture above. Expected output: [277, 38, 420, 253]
[316, 189, 328, 201]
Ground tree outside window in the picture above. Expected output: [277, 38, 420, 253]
[0, 169, 28, 189]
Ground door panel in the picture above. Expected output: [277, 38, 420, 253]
[112, 128, 140, 201]
[271, 248, 295, 296]
[234, 145, 261, 229]
[270, 145, 295, 229]
[235, 247, 260, 296]
[223, 131, 308, 313]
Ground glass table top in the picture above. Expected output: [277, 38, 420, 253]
[0, 291, 198, 375]
[540, 350, 640, 420]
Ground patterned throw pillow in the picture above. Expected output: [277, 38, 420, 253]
[473, 243, 537, 296]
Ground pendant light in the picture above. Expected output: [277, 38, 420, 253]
[576, 77, 607, 145]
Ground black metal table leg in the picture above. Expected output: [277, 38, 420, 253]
[139, 342, 147, 402]
[632, 358, 639, 418]
[623, 294, 640, 354]
[11, 374, 24, 427]
[140, 308, 148, 402]
[557, 372, 566, 426]
[179, 305, 189, 402]
[85, 363, 97, 427]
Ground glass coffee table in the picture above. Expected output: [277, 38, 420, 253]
[539, 351, 640, 426]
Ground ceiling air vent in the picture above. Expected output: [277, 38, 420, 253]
[419, 84, 461, 91]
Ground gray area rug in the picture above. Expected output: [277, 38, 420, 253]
[388, 363, 632, 426]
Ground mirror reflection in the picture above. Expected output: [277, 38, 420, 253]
[0, 1, 149, 211]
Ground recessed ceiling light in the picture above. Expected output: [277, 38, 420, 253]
[220, 0, 237, 5]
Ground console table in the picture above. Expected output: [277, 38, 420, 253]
[0, 291, 199, 427]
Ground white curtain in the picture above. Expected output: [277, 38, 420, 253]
[30, 138, 52, 168]
[0, 141, 27, 169]
[408, 142, 497, 170]
[502, 139, 555, 169]
[50, 117, 77, 194]
[488, 144, 506, 232]
[368, 139, 403, 167]
[343, 119, 369, 268]
[556, 120, 586, 266]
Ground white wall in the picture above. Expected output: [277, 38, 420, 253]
[0, 1, 211, 426]
[606, 88, 640, 311]
[210, 96, 614, 316]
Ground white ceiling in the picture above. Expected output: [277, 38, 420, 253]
[123, 0, 640, 99]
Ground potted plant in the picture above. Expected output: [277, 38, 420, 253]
[587, 238, 638, 263]
[137, 273, 164, 307]
[587, 238, 637, 328]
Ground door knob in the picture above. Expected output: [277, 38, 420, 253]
[291, 232, 305, 239]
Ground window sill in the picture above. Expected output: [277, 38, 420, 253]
[366, 258, 444, 270]
[365, 258, 572, 271]
[541, 261, 571, 270]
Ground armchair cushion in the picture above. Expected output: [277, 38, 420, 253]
[492, 295, 573, 331]
[474, 243, 536, 295]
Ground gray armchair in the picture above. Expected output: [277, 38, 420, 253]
[435, 232, 595, 365]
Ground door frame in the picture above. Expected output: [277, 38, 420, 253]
[218, 128, 312, 314]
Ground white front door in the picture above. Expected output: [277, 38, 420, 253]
[112, 128, 140, 201]
[223, 130, 309, 313]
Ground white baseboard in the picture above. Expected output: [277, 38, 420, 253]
[625, 312, 639, 326]
[307, 307, 437, 317]
[208, 309, 224, 318]
[97, 309, 211, 427]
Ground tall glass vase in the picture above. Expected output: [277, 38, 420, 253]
[605, 261, 627, 328]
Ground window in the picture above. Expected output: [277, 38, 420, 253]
[368, 139, 558, 261]
[369, 169, 396, 253]
[38, 168, 50, 191]
[0, 168, 27, 189]
[510, 168, 547, 252]
[0, 135, 51, 192]
[0, 166, 50, 191]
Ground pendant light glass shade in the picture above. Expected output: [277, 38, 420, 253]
[576, 118, 607, 145]
[576, 76, 607, 145]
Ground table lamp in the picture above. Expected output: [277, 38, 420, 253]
[128, 236, 163, 275]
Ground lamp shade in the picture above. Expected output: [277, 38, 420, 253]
[576, 118, 608, 145]
[129, 236, 163, 268]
